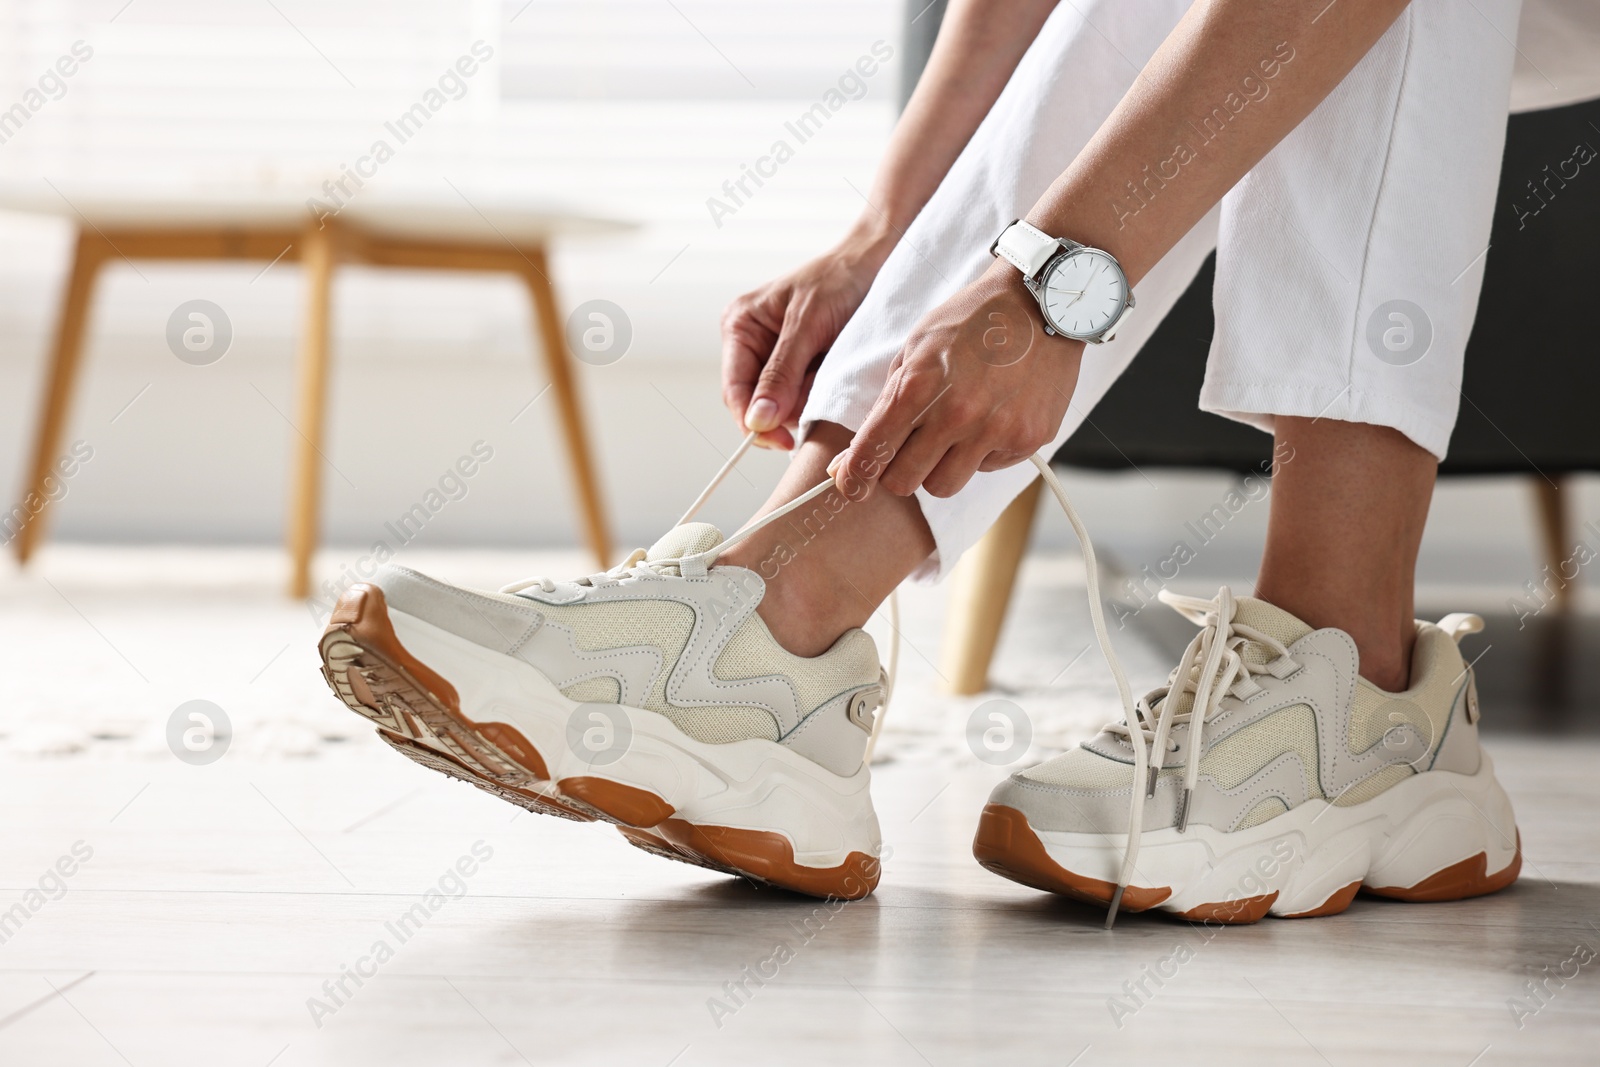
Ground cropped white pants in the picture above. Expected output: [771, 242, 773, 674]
[800, 0, 1523, 578]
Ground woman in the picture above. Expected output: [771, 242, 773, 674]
[324, 0, 1531, 919]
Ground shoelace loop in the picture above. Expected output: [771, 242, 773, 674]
[1104, 587, 1297, 846]
[496, 433, 1181, 930]
[496, 432, 896, 763]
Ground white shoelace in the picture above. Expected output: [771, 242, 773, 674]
[1097, 585, 1297, 925]
[499, 432, 900, 762]
[500, 434, 1172, 927]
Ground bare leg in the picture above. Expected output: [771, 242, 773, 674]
[719, 422, 935, 657]
[1255, 417, 1435, 692]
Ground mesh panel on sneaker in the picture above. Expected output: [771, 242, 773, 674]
[1348, 625, 1463, 754]
[1154, 597, 1312, 719]
[713, 617, 880, 719]
[645, 522, 724, 561]
[1202, 704, 1323, 798]
[562, 677, 620, 703]
[1235, 796, 1289, 829]
[538, 600, 696, 713]
[538, 600, 782, 741]
[1020, 704, 1321, 799]
[537, 587, 880, 745]
[1231, 597, 1312, 666]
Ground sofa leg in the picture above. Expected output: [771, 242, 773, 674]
[1532, 476, 1571, 612]
[940, 480, 1042, 695]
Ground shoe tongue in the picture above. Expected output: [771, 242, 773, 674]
[1157, 595, 1314, 718]
[645, 522, 724, 562]
[1230, 597, 1313, 664]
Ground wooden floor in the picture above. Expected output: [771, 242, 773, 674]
[2, 548, 1597, 1065]
[2, 736, 1597, 1066]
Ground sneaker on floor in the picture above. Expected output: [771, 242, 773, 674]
[318, 521, 887, 900]
[972, 587, 1520, 924]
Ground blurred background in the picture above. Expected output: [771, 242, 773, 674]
[0, 0, 1589, 577]
[2, 4, 1598, 1064]
[0, 0, 1596, 753]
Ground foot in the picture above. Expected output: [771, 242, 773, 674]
[318, 522, 888, 899]
[973, 588, 1521, 923]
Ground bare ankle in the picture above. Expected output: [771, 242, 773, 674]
[751, 572, 854, 659]
[1358, 633, 1415, 692]
[711, 420, 934, 658]
[1255, 585, 1414, 691]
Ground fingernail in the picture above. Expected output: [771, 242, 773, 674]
[826, 452, 846, 476]
[745, 398, 778, 432]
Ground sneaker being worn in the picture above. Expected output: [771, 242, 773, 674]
[318, 517, 887, 900]
[973, 587, 1521, 924]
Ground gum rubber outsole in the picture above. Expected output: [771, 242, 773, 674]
[972, 803, 1521, 924]
[320, 585, 594, 822]
[319, 583, 879, 900]
[374, 730, 595, 822]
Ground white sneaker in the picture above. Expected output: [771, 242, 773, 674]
[319, 520, 888, 899]
[973, 588, 1521, 924]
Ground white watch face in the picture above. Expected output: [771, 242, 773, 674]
[1040, 249, 1128, 338]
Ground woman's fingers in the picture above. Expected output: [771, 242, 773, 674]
[720, 292, 782, 432]
[746, 296, 829, 434]
[976, 448, 1036, 472]
[834, 355, 947, 494]
[923, 439, 1007, 498]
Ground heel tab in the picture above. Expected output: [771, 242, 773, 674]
[1436, 613, 1483, 644]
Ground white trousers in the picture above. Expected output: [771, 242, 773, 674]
[801, 0, 1523, 578]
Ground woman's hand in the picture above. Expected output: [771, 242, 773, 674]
[832, 263, 1084, 498]
[720, 232, 892, 450]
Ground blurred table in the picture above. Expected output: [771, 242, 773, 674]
[0, 185, 630, 596]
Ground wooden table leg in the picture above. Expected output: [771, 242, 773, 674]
[12, 230, 106, 564]
[1533, 476, 1571, 612]
[940, 479, 1043, 695]
[521, 245, 612, 569]
[286, 225, 336, 598]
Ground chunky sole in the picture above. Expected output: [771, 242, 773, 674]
[973, 754, 1521, 923]
[319, 584, 883, 900]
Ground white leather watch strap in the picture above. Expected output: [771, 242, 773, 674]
[992, 219, 1061, 281]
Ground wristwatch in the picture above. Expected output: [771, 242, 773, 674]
[990, 219, 1135, 343]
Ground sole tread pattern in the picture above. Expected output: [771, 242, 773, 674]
[319, 583, 878, 900]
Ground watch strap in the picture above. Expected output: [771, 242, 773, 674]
[991, 219, 1062, 281]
